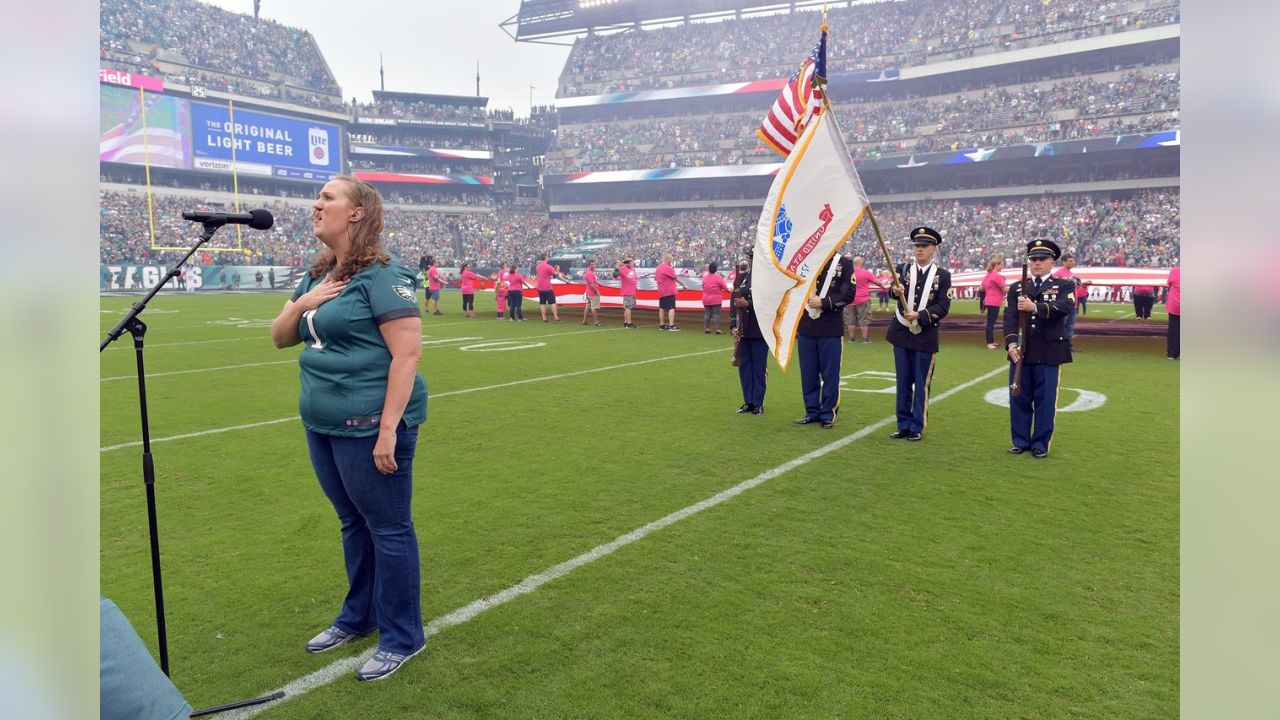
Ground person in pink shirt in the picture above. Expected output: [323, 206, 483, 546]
[1052, 253, 1090, 350]
[655, 254, 689, 331]
[701, 262, 729, 334]
[876, 268, 893, 310]
[504, 263, 532, 321]
[534, 252, 567, 322]
[426, 259, 443, 316]
[458, 262, 479, 319]
[491, 271, 507, 320]
[580, 258, 603, 326]
[615, 258, 638, 328]
[1132, 282, 1157, 319]
[1166, 264, 1179, 359]
[843, 256, 885, 344]
[981, 257, 1008, 349]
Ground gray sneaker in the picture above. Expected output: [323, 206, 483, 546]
[306, 625, 366, 654]
[356, 645, 426, 682]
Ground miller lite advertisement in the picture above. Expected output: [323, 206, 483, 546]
[308, 127, 329, 166]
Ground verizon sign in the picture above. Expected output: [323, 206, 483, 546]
[100, 68, 164, 93]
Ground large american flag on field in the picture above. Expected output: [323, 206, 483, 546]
[756, 27, 828, 157]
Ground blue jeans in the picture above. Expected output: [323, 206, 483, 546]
[1064, 304, 1077, 343]
[306, 424, 424, 655]
[507, 290, 525, 320]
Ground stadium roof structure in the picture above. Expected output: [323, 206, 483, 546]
[501, 0, 839, 43]
[372, 90, 488, 107]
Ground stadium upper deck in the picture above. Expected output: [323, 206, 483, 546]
[548, 66, 1179, 173]
[539, 0, 1179, 213]
[555, 0, 1180, 98]
[100, 0, 343, 110]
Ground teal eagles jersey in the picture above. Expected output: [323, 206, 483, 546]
[291, 259, 427, 436]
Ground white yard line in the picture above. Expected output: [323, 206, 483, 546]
[102, 336, 264, 350]
[101, 359, 296, 382]
[101, 325, 633, 381]
[100, 349, 722, 452]
[223, 365, 1007, 718]
[100, 320, 489, 350]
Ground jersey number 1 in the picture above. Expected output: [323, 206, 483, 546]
[302, 309, 324, 349]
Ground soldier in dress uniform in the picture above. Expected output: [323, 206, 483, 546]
[1004, 238, 1075, 458]
[793, 254, 855, 429]
[731, 253, 767, 415]
[886, 227, 952, 441]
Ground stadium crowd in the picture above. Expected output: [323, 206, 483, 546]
[547, 69, 1180, 172]
[350, 158, 490, 175]
[559, 0, 1180, 96]
[349, 132, 492, 151]
[100, 0, 340, 96]
[101, 189, 1179, 274]
[354, 100, 488, 124]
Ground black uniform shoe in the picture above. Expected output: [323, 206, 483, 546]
[889, 429, 911, 439]
[736, 404, 752, 414]
[750, 406, 764, 415]
[906, 432, 923, 442]
[1032, 449, 1049, 459]
[793, 416, 819, 425]
[1008, 446, 1028, 455]
[821, 420, 835, 429]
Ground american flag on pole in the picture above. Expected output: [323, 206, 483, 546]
[756, 27, 828, 157]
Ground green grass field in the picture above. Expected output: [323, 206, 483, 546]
[101, 291, 1178, 718]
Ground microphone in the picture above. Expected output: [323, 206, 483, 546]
[182, 208, 274, 230]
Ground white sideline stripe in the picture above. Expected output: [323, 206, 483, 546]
[101, 359, 296, 382]
[426, 348, 720, 398]
[101, 325, 629, 381]
[224, 365, 1007, 718]
[100, 349, 723, 452]
[102, 336, 264, 350]
[101, 321, 491, 350]
[100, 416, 302, 452]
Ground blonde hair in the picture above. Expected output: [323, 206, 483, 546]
[985, 256, 1004, 273]
[309, 175, 390, 280]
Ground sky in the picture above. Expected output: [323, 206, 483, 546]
[202, 0, 574, 116]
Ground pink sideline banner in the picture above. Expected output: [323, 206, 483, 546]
[490, 281, 728, 312]
[951, 266, 1173, 288]
[100, 68, 164, 93]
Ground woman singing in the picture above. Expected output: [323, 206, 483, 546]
[270, 176, 428, 682]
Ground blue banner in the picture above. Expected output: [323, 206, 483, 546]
[191, 102, 342, 176]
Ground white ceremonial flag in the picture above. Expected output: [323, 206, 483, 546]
[751, 109, 869, 370]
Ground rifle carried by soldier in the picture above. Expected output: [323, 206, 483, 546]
[1010, 259, 1029, 396]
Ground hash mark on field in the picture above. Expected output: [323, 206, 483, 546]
[223, 365, 1007, 718]
[100, 349, 723, 452]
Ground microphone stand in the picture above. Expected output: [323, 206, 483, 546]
[101, 222, 284, 716]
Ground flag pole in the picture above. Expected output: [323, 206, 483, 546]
[817, 90, 908, 317]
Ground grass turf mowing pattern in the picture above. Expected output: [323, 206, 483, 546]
[101, 292, 1177, 718]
